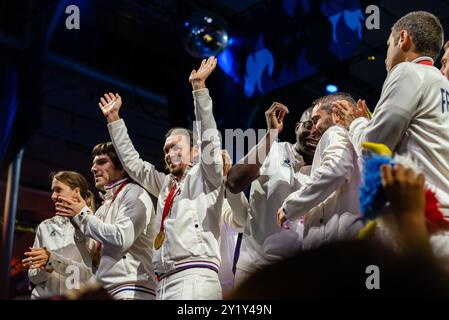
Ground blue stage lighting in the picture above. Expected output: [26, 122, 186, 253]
[326, 84, 338, 93]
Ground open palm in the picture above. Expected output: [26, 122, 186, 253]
[98, 92, 122, 119]
[189, 56, 217, 90]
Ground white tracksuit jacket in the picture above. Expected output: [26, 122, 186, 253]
[348, 57, 449, 216]
[236, 141, 310, 275]
[107, 88, 224, 277]
[28, 216, 93, 299]
[72, 179, 157, 299]
[282, 126, 363, 249]
[348, 56, 449, 269]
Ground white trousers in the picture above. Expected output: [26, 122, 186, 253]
[156, 268, 222, 300]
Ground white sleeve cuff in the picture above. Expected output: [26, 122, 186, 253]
[71, 206, 92, 232]
[192, 88, 209, 98]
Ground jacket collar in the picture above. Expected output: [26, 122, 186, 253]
[100, 177, 129, 201]
[411, 56, 434, 65]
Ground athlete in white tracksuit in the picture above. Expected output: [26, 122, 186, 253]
[70, 178, 157, 299]
[28, 216, 94, 299]
[347, 58, 449, 267]
[335, 11, 449, 268]
[281, 123, 362, 249]
[349, 57, 449, 216]
[106, 58, 225, 299]
[54, 143, 158, 300]
[226, 103, 317, 286]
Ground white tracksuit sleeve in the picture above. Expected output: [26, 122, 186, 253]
[108, 119, 167, 197]
[28, 225, 50, 285]
[72, 191, 149, 252]
[349, 63, 421, 154]
[282, 127, 354, 221]
[222, 191, 249, 232]
[193, 88, 223, 191]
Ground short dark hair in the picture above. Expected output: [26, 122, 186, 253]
[92, 142, 124, 171]
[312, 92, 356, 115]
[165, 127, 194, 148]
[391, 11, 443, 61]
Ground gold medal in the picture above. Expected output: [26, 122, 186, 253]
[154, 231, 165, 249]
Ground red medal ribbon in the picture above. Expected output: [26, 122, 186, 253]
[159, 183, 178, 233]
[111, 179, 129, 202]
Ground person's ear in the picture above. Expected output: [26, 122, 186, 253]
[399, 30, 412, 51]
[74, 187, 81, 195]
[295, 122, 300, 134]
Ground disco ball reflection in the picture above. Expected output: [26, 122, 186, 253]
[183, 13, 229, 59]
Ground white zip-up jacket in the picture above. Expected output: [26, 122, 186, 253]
[28, 216, 93, 299]
[72, 179, 157, 299]
[282, 126, 362, 249]
[349, 57, 449, 216]
[236, 141, 310, 274]
[107, 88, 224, 275]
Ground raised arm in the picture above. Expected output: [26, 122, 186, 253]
[189, 57, 223, 190]
[226, 102, 289, 193]
[98, 92, 166, 197]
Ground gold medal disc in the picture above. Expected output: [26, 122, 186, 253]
[154, 231, 165, 249]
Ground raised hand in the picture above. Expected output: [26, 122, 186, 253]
[381, 164, 425, 218]
[265, 102, 289, 133]
[380, 164, 430, 253]
[189, 56, 218, 90]
[98, 92, 122, 123]
[332, 99, 370, 129]
[356, 99, 371, 120]
[55, 194, 86, 219]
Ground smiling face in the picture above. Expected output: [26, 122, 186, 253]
[163, 132, 195, 178]
[51, 178, 79, 207]
[311, 103, 334, 136]
[91, 154, 125, 190]
[295, 119, 318, 156]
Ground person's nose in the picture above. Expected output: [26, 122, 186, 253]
[310, 124, 318, 137]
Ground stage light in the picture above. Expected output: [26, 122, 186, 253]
[183, 12, 229, 59]
[326, 84, 338, 93]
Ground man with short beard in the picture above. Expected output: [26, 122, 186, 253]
[278, 93, 363, 250]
